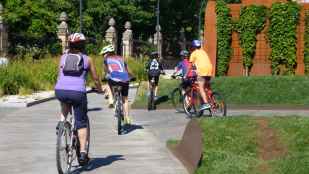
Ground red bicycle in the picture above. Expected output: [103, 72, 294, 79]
[183, 80, 226, 118]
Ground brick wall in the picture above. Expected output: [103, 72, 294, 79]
[205, 0, 309, 76]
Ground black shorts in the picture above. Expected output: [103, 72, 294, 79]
[108, 80, 129, 97]
[55, 89, 88, 129]
[148, 75, 159, 86]
[181, 78, 194, 89]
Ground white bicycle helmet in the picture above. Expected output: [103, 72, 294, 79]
[68, 33, 86, 43]
[100, 45, 115, 55]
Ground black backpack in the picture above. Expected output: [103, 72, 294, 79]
[148, 59, 160, 76]
[62, 53, 85, 76]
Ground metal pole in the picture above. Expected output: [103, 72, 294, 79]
[198, 0, 207, 37]
[156, 0, 160, 59]
[79, 0, 83, 33]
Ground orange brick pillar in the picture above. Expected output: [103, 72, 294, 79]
[296, 4, 307, 75]
[204, 0, 217, 76]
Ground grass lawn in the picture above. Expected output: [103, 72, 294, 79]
[132, 76, 309, 109]
[190, 116, 309, 174]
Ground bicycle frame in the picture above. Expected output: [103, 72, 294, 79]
[148, 77, 156, 110]
[186, 81, 216, 111]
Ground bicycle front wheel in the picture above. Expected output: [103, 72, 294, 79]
[171, 87, 184, 112]
[56, 122, 71, 174]
[210, 92, 227, 117]
[183, 90, 203, 118]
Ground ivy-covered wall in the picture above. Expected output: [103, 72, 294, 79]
[211, 1, 307, 76]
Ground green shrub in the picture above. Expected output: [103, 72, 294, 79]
[268, 2, 300, 75]
[213, 76, 309, 105]
[235, 5, 267, 76]
[127, 57, 148, 81]
[133, 76, 309, 108]
[0, 62, 36, 95]
[0, 57, 58, 95]
[216, 0, 233, 76]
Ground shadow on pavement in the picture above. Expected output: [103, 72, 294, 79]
[155, 95, 169, 105]
[122, 124, 144, 134]
[72, 155, 125, 173]
[87, 107, 103, 112]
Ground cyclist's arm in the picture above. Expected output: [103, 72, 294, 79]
[159, 61, 165, 74]
[145, 60, 150, 72]
[88, 57, 103, 92]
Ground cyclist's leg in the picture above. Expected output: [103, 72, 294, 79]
[105, 83, 114, 107]
[121, 82, 131, 123]
[197, 76, 208, 103]
[70, 92, 88, 154]
[55, 90, 72, 122]
[204, 76, 212, 98]
[154, 75, 159, 97]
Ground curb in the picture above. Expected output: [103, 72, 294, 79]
[0, 84, 141, 108]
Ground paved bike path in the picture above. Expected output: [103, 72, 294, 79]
[0, 91, 188, 174]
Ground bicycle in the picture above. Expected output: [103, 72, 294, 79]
[112, 85, 126, 135]
[147, 73, 165, 110]
[170, 75, 189, 113]
[108, 77, 136, 135]
[148, 76, 157, 110]
[56, 106, 90, 174]
[183, 80, 226, 118]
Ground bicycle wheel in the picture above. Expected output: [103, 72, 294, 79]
[210, 92, 227, 117]
[116, 96, 123, 135]
[183, 90, 203, 118]
[56, 121, 71, 174]
[148, 90, 154, 110]
[171, 87, 184, 112]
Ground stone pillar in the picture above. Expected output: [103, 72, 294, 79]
[154, 25, 163, 59]
[105, 18, 117, 53]
[0, 3, 8, 57]
[122, 21, 133, 58]
[57, 12, 69, 53]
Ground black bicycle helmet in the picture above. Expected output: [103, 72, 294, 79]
[180, 50, 189, 57]
[150, 51, 159, 59]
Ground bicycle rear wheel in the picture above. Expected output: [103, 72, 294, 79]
[56, 121, 71, 174]
[209, 92, 227, 117]
[171, 87, 184, 112]
[148, 90, 155, 110]
[116, 97, 124, 135]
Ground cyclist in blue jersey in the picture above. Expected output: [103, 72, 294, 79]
[100, 45, 133, 124]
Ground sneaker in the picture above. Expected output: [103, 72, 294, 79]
[78, 152, 90, 166]
[199, 103, 211, 111]
[56, 121, 62, 130]
[56, 121, 63, 135]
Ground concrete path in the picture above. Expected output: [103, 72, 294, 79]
[2, 87, 309, 174]
[0, 90, 188, 174]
